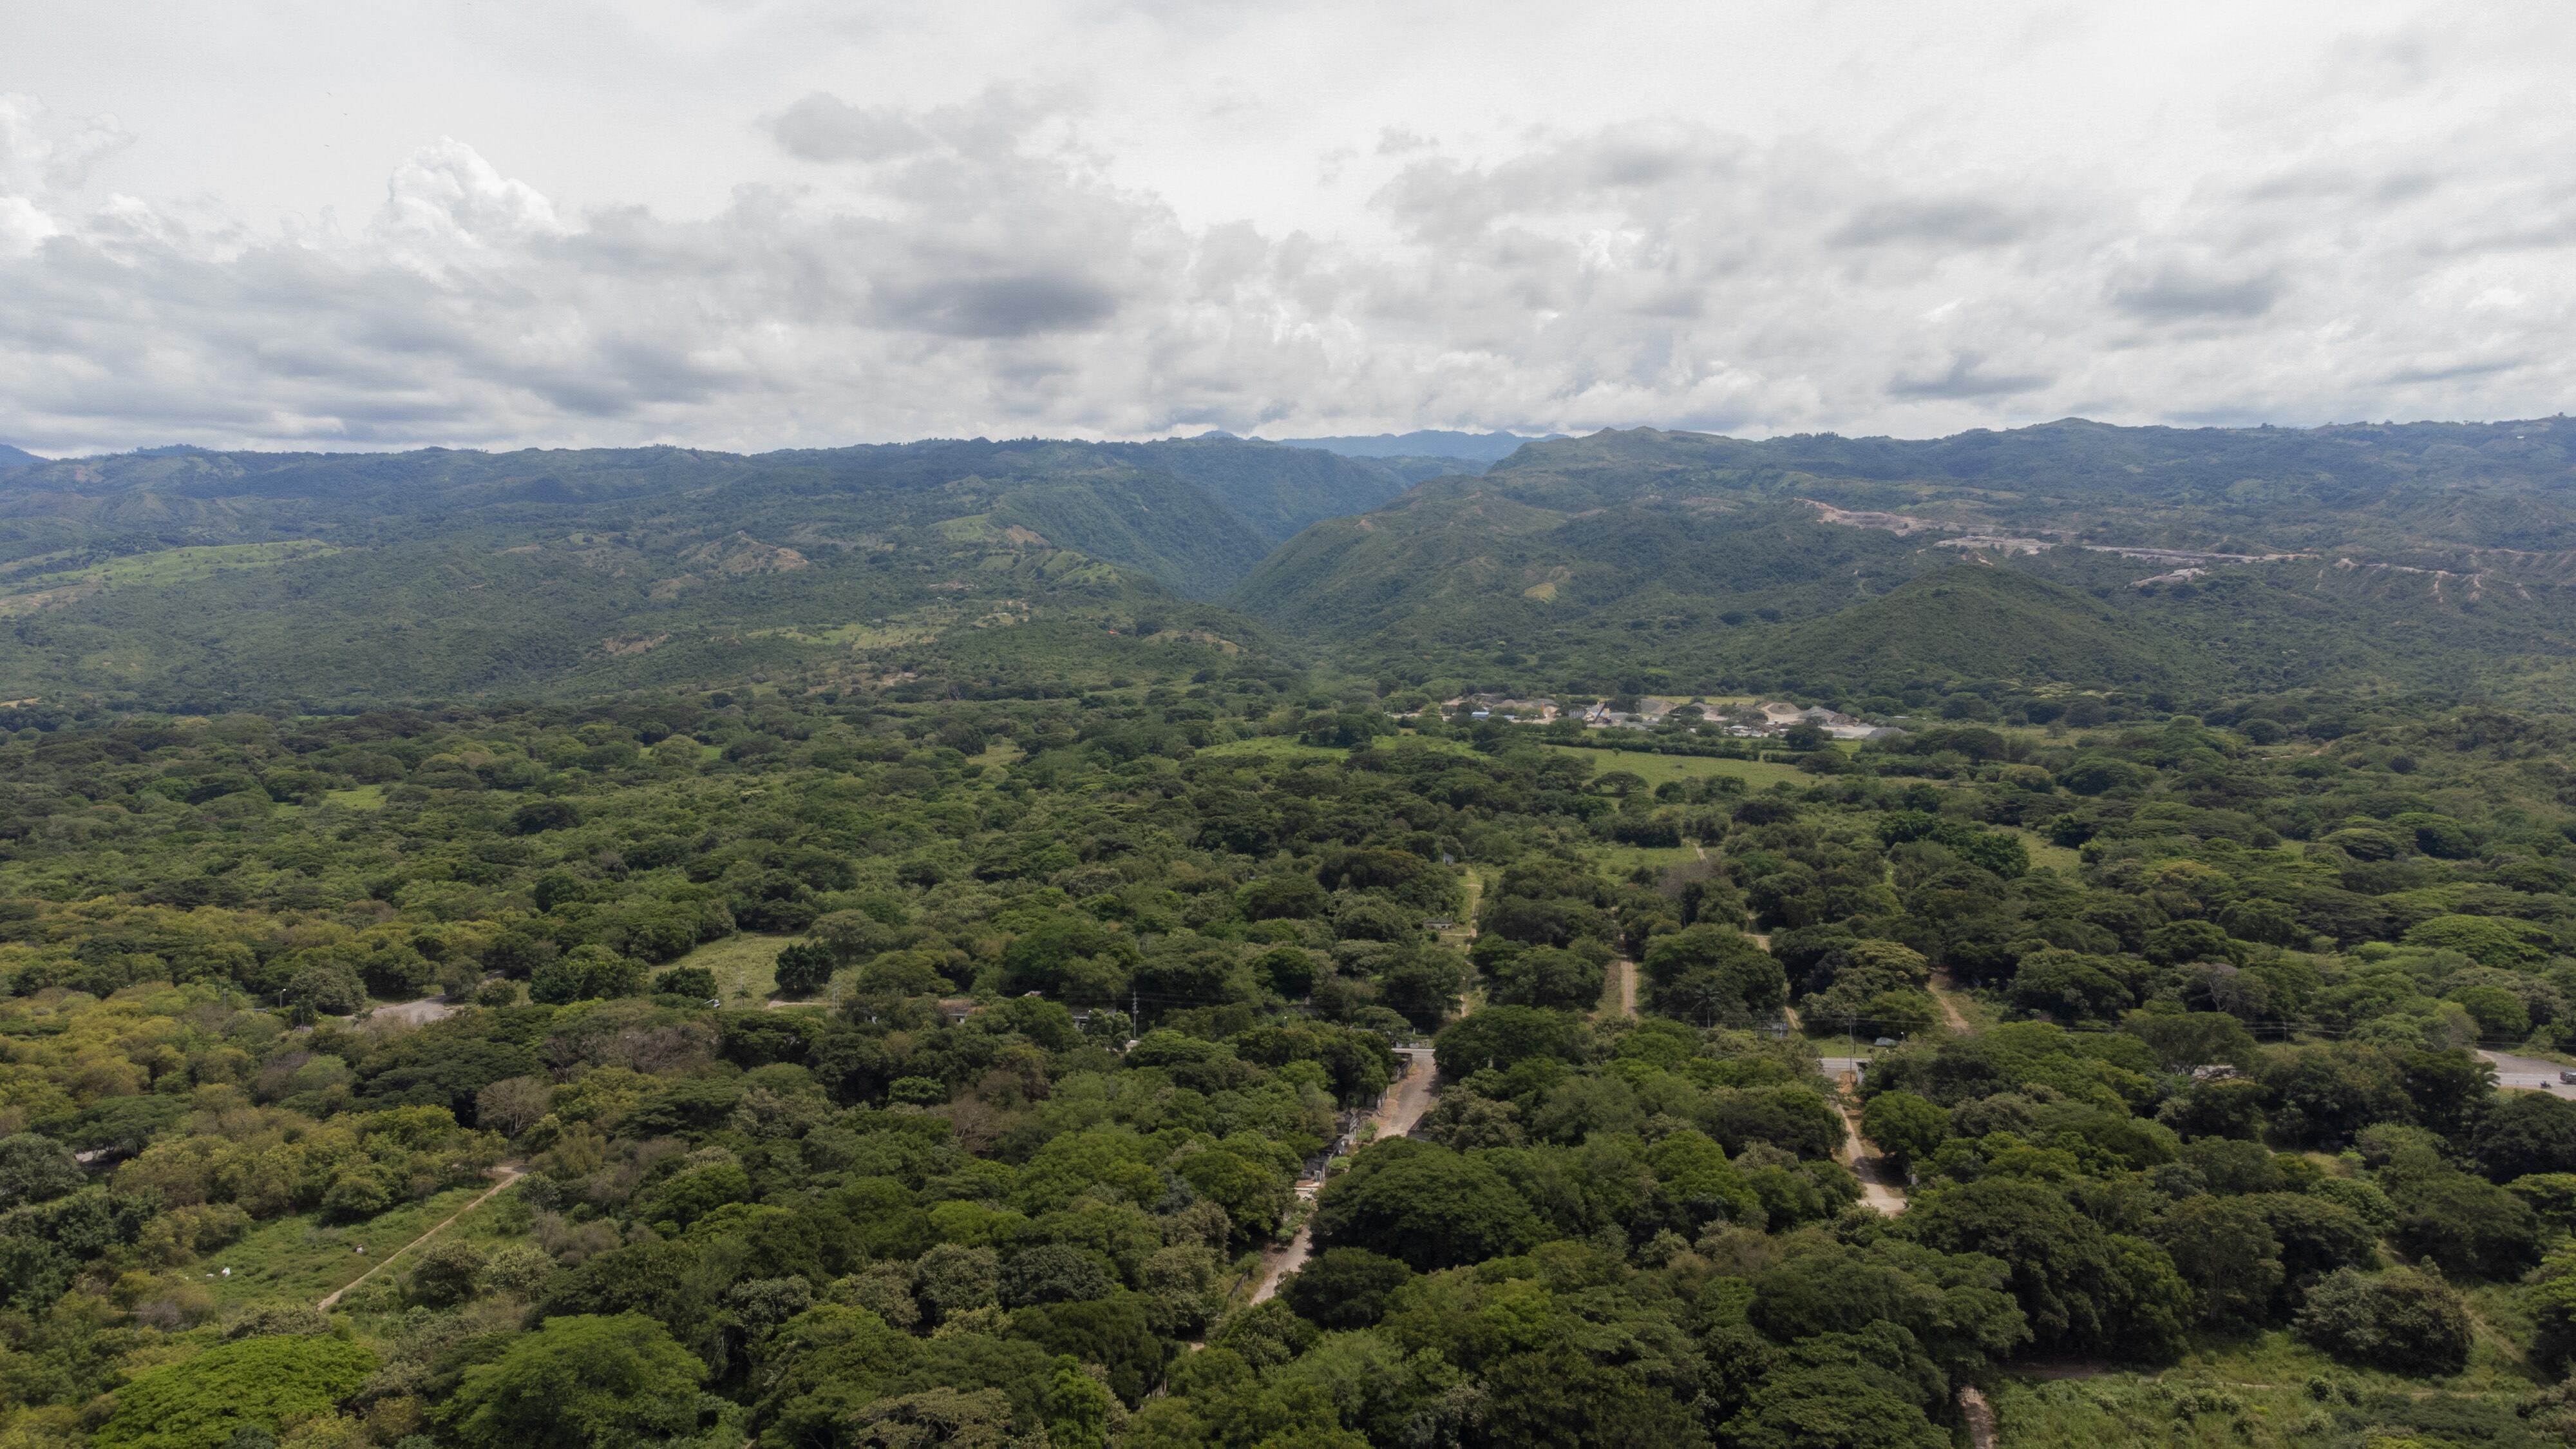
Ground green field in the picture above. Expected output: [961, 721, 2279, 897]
[319, 784, 386, 810]
[0, 540, 341, 601]
[1547, 743, 1811, 791]
[204, 1183, 498, 1309]
[2006, 825, 2086, 875]
[1989, 1312, 2543, 1449]
[665, 931, 800, 1004]
[1202, 734, 1482, 766]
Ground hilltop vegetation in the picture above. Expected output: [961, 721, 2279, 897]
[12, 417, 2576, 711]
[1234, 419, 2576, 703]
[0, 437, 1410, 709]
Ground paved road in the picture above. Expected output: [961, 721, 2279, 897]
[2481, 1048, 2576, 1092]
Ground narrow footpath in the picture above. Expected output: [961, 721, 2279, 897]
[318, 1164, 522, 1310]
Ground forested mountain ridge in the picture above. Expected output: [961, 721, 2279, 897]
[1231, 417, 2576, 702]
[10, 417, 2576, 712]
[0, 438, 1413, 709]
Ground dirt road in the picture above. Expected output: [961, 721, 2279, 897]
[1250, 1046, 1438, 1303]
[1830, 1070, 1908, 1214]
[1931, 972, 1975, 1034]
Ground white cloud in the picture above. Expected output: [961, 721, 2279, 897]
[0, 5, 2573, 452]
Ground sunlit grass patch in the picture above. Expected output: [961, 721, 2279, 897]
[202, 1184, 495, 1309]
[1546, 743, 1809, 791]
[665, 931, 798, 1004]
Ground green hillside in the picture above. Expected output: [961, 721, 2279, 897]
[1231, 419, 2576, 701]
[1750, 565, 2190, 694]
[0, 437, 1412, 708]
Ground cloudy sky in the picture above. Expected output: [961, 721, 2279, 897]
[4, 1, 2574, 454]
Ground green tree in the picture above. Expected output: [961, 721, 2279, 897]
[2391, 1170, 2541, 1280]
[1312, 1139, 1542, 1271]
[2476, 1092, 2576, 1182]
[774, 941, 838, 997]
[652, 965, 718, 999]
[1860, 1092, 1948, 1171]
[2158, 1197, 2282, 1326]
[1280, 1248, 1415, 1329]
[1641, 925, 1787, 1025]
[95, 1335, 377, 1449]
[1046, 1366, 1117, 1449]
[1433, 1005, 1577, 1075]
[0, 1134, 84, 1209]
[440, 1312, 705, 1448]
[1481, 1346, 1708, 1448]
[2296, 1267, 2472, 1376]
[1904, 1176, 2185, 1359]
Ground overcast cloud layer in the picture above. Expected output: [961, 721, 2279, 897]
[3, 1, 2574, 453]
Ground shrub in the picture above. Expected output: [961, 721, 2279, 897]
[408, 1239, 489, 1308]
[652, 965, 717, 999]
[95, 1334, 377, 1448]
[1280, 1247, 1416, 1329]
[2295, 1267, 2472, 1376]
[773, 942, 837, 996]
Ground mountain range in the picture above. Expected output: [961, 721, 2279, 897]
[3, 417, 2573, 710]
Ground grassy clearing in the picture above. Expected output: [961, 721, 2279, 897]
[1, 540, 340, 598]
[1990, 1327, 2544, 1449]
[204, 1183, 500, 1309]
[667, 932, 798, 1005]
[1593, 841, 1701, 879]
[1545, 744, 1809, 792]
[2006, 825, 2086, 875]
[320, 784, 386, 810]
[1193, 737, 1348, 765]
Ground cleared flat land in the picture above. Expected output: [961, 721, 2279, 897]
[1547, 743, 1812, 791]
[665, 932, 798, 1005]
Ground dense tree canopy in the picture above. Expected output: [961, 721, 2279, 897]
[1, 681, 2574, 1446]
